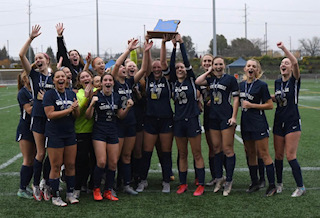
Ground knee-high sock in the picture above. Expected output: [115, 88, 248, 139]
[65, 175, 75, 193]
[226, 154, 236, 182]
[122, 163, 131, 186]
[33, 158, 42, 186]
[195, 167, 205, 185]
[140, 151, 153, 180]
[161, 152, 172, 183]
[179, 171, 187, 185]
[289, 159, 303, 187]
[20, 165, 33, 190]
[265, 163, 275, 185]
[93, 166, 105, 189]
[275, 159, 283, 183]
[214, 152, 223, 179]
[249, 165, 258, 184]
[258, 158, 265, 181]
[209, 156, 216, 180]
[106, 169, 116, 190]
[43, 156, 51, 184]
[49, 178, 60, 197]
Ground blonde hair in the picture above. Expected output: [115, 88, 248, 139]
[243, 59, 263, 81]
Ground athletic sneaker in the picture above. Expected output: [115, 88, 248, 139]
[136, 180, 148, 192]
[206, 178, 216, 186]
[213, 177, 225, 193]
[123, 185, 138, 195]
[93, 188, 103, 201]
[73, 190, 81, 199]
[52, 197, 67, 207]
[103, 190, 119, 201]
[66, 192, 79, 204]
[265, 184, 277, 197]
[39, 179, 46, 191]
[259, 180, 266, 188]
[193, 185, 205, 196]
[223, 181, 233, 196]
[291, 186, 306, 197]
[17, 189, 34, 199]
[32, 185, 42, 201]
[246, 183, 260, 193]
[42, 184, 51, 201]
[176, 184, 188, 194]
[162, 182, 170, 193]
[276, 183, 283, 193]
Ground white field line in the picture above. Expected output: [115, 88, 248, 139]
[0, 103, 18, 110]
[0, 153, 22, 170]
[299, 104, 320, 110]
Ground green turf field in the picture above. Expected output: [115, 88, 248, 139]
[0, 79, 319, 218]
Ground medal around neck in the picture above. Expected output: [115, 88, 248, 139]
[147, 19, 180, 39]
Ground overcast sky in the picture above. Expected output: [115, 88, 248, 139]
[1, 0, 320, 59]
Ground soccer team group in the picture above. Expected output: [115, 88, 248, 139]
[15, 23, 305, 207]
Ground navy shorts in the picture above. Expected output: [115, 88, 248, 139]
[136, 119, 144, 132]
[31, 116, 46, 134]
[241, 130, 269, 141]
[46, 135, 76, 148]
[144, 116, 173, 135]
[203, 107, 210, 131]
[273, 119, 301, 137]
[174, 117, 201, 138]
[209, 118, 231, 131]
[16, 131, 34, 143]
[118, 123, 136, 138]
[92, 125, 119, 144]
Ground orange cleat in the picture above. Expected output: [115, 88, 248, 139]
[193, 185, 205, 196]
[176, 184, 188, 194]
[93, 188, 103, 201]
[103, 190, 119, 201]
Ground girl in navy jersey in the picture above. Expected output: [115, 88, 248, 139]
[239, 59, 276, 196]
[196, 56, 239, 196]
[16, 72, 36, 199]
[111, 39, 151, 195]
[43, 70, 80, 206]
[136, 35, 174, 193]
[167, 34, 205, 196]
[86, 73, 134, 201]
[198, 54, 217, 186]
[19, 25, 54, 201]
[272, 42, 305, 197]
[56, 23, 84, 88]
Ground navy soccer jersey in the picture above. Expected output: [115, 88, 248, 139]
[239, 79, 271, 132]
[42, 89, 76, 138]
[114, 77, 136, 125]
[145, 73, 173, 118]
[16, 87, 34, 140]
[274, 76, 300, 123]
[29, 69, 54, 117]
[206, 74, 239, 120]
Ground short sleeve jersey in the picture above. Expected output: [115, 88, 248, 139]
[274, 76, 300, 123]
[42, 89, 76, 138]
[145, 73, 173, 118]
[29, 69, 54, 117]
[114, 77, 136, 125]
[17, 87, 33, 126]
[239, 79, 271, 132]
[206, 74, 239, 120]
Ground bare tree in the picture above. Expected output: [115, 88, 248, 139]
[299, 37, 320, 56]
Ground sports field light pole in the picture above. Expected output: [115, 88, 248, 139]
[28, 0, 32, 61]
[96, 0, 100, 57]
[212, 0, 217, 56]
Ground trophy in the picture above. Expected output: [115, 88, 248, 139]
[147, 19, 180, 39]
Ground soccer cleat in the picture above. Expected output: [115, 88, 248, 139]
[259, 179, 266, 188]
[213, 177, 225, 193]
[223, 181, 233, 196]
[52, 197, 67, 207]
[17, 189, 34, 199]
[246, 183, 260, 193]
[73, 190, 81, 199]
[206, 178, 216, 186]
[123, 185, 138, 195]
[42, 184, 51, 201]
[66, 192, 79, 204]
[93, 188, 103, 201]
[291, 186, 306, 197]
[103, 190, 119, 201]
[265, 184, 277, 197]
[193, 185, 205, 196]
[194, 178, 199, 186]
[136, 180, 148, 192]
[162, 182, 170, 193]
[32, 185, 42, 201]
[276, 183, 283, 194]
[39, 179, 46, 191]
[176, 184, 188, 194]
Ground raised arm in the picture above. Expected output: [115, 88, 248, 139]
[84, 52, 92, 72]
[195, 67, 212, 86]
[134, 40, 153, 83]
[112, 39, 139, 78]
[56, 23, 71, 68]
[19, 25, 42, 75]
[176, 34, 190, 68]
[277, 41, 300, 79]
[85, 96, 98, 119]
[160, 35, 170, 71]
